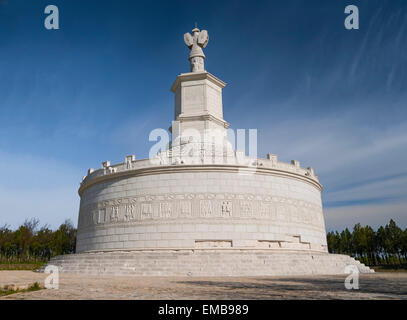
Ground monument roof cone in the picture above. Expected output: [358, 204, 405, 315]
[41, 26, 374, 277]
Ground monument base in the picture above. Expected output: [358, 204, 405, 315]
[39, 250, 374, 276]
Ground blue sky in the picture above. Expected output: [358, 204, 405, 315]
[0, 0, 406, 230]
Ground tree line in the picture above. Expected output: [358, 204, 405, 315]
[327, 219, 407, 266]
[0, 218, 76, 263]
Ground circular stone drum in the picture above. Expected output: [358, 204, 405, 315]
[76, 158, 328, 254]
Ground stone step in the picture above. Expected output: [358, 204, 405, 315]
[39, 250, 375, 276]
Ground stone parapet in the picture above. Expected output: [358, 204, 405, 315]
[79, 154, 320, 195]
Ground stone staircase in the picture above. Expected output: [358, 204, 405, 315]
[38, 250, 374, 276]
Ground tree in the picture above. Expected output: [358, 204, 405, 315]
[352, 223, 367, 262]
[377, 226, 388, 264]
[339, 228, 353, 255]
[0, 224, 14, 260]
[385, 219, 403, 264]
[326, 232, 336, 253]
[364, 226, 377, 265]
[401, 228, 407, 261]
[0, 218, 77, 263]
[53, 220, 76, 256]
[326, 219, 406, 266]
[31, 226, 54, 260]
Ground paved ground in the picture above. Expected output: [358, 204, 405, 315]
[0, 271, 406, 299]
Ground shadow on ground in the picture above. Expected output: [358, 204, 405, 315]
[175, 274, 407, 299]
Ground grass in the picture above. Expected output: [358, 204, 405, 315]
[0, 282, 42, 297]
[371, 264, 407, 272]
[0, 262, 46, 271]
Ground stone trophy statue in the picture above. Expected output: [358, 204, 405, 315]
[184, 27, 209, 72]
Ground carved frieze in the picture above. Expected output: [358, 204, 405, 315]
[78, 192, 324, 228]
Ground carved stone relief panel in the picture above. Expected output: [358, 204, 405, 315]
[200, 200, 212, 217]
[260, 202, 275, 220]
[124, 204, 136, 221]
[160, 202, 172, 218]
[221, 201, 232, 217]
[141, 203, 153, 220]
[110, 206, 119, 222]
[98, 208, 106, 224]
[240, 201, 252, 218]
[180, 201, 192, 218]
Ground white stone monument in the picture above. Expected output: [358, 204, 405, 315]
[42, 27, 374, 276]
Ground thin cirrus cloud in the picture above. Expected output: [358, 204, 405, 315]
[325, 201, 407, 232]
[255, 111, 407, 230]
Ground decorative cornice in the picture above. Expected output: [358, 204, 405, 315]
[171, 71, 227, 92]
[177, 113, 230, 128]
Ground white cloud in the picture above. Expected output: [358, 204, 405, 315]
[259, 113, 407, 178]
[324, 200, 407, 231]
